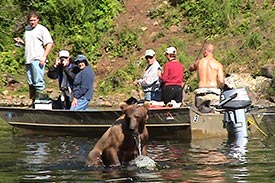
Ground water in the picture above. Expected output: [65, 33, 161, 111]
[0, 132, 275, 182]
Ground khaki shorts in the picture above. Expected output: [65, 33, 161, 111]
[194, 88, 221, 108]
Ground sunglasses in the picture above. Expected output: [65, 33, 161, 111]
[145, 56, 153, 60]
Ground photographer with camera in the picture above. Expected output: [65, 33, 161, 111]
[47, 50, 80, 109]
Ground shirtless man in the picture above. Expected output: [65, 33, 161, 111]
[189, 43, 225, 110]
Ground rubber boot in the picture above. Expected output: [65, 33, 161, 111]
[29, 85, 36, 108]
[29, 85, 36, 100]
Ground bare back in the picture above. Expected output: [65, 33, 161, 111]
[196, 56, 224, 88]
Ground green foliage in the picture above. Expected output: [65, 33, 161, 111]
[152, 32, 165, 42]
[235, 20, 250, 35]
[0, 50, 25, 77]
[1, 0, 275, 100]
[0, 0, 124, 86]
[103, 28, 142, 58]
[98, 61, 140, 95]
[266, 71, 275, 96]
[10, 0, 124, 64]
[147, 7, 166, 19]
[0, 1, 23, 51]
[246, 33, 262, 50]
[180, 0, 242, 37]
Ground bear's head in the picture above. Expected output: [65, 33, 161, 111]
[119, 102, 149, 133]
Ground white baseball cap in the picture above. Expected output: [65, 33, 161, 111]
[165, 46, 177, 54]
[59, 50, 70, 58]
[145, 49, 155, 57]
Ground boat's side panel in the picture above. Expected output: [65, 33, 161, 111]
[0, 108, 122, 125]
[148, 107, 190, 124]
[9, 124, 108, 137]
[0, 107, 192, 139]
[190, 109, 227, 138]
[0, 107, 191, 125]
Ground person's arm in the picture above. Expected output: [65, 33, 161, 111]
[14, 37, 25, 45]
[189, 60, 198, 72]
[40, 43, 54, 64]
[140, 65, 160, 87]
[64, 67, 77, 80]
[160, 63, 169, 83]
[47, 65, 59, 79]
[47, 56, 61, 79]
[217, 64, 225, 88]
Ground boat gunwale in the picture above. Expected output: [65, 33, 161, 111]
[8, 121, 190, 127]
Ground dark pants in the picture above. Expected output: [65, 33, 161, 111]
[52, 93, 71, 109]
[161, 85, 183, 104]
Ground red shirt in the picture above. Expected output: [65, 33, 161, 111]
[160, 60, 184, 86]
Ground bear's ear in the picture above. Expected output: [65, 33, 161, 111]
[125, 97, 138, 105]
[142, 102, 150, 110]
[145, 114, 149, 122]
[120, 102, 137, 113]
[119, 101, 128, 111]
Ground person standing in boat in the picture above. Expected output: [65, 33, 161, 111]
[133, 49, 162, 102]
[189, 43, 225, 112]
[158, 46, 184, 107]
[47, 50, 80, 109]
[14, 11, 54, 101]
[70, 54, 95, 110]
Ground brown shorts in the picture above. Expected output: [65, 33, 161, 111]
[194, 88, 221, 108]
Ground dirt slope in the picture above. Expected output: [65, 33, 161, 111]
[95, 0, 195, 84]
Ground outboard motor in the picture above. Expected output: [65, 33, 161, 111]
[217, 88, 252, 140]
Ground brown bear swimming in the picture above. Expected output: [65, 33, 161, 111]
[87, 103, 149, 167]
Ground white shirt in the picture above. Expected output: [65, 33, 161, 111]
[24, 24, 53, 64]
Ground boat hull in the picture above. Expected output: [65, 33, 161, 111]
[0, 107, 191, 139]
[1, 106, 273, 138]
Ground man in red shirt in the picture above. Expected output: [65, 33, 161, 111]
[158, 46, 184, 106]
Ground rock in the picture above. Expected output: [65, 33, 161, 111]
[225, 73, 273, 107]
[253, 98, 275, 107]
[140, 26, 148, 31]
[255, 76, 272, 93]
[2, 90, 9, 96]
[225, 73, 272, 93]
[2, 74, 19, 86]
[153, 21, 159, 26]
[261, 63, 275, 78]
[270, 96, 275, 103]
[170, 25, 179, 33]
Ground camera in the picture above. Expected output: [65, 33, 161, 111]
[60, 57, 67, 63]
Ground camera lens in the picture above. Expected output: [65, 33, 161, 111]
[60, 58, 66, 62]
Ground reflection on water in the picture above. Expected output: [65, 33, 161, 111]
[0, 134, 275, 182]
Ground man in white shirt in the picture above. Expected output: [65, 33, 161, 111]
[14, 11, 54, 101]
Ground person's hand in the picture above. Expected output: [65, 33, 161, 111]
[133, 80, 139, 86]
[14, 37, 24, 44]
[62, 57, 70, 67]
[157, 70, 162, 77]
[54, 57, 61, 67]
[40, 56, 47, 66]
[71, 98, 78, 107]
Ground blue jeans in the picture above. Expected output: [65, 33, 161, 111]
[144, 92, 151, 101]
[70, 97, 90, 110]
[26, 60, 45, 91]
[144, 90, 161, 101]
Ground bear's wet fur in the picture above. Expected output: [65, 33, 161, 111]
[87, 102, 149, 167]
